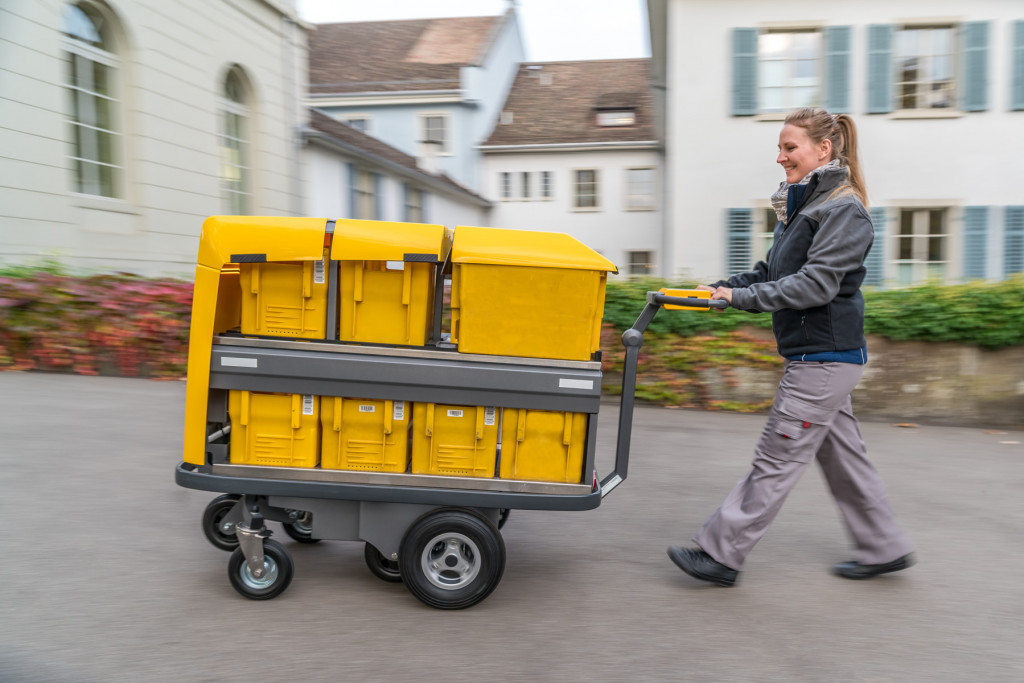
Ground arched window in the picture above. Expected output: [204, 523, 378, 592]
[63, 2, 121, 197]
[220, 69, 250, 214]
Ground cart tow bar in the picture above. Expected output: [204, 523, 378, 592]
[600, 291, 729, 498]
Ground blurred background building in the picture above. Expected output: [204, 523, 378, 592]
[1, 0, 308, 276]
[2, 0, 1022, 284]
[649, 0, 1024, 284]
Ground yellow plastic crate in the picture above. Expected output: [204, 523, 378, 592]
[228, 390, 320, 468]
[320, 396, 409, 472]
[411, 403, 498, 478]
[450, 226, 617, 360]
[239, 252, 329, 338]
[499, 409, 587, 483]
[331, 219, 448, 346]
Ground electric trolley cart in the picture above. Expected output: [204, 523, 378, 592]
[175, 216, 726, 609]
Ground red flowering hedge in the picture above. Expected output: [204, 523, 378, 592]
[0, 272, 192, 377]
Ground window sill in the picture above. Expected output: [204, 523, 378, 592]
[626, 207, 656, 212]
[753, 113, 788, 122]
[70, 193, 139, 215]
[572, 207, 601, 213]
[887, 110, 965, 120]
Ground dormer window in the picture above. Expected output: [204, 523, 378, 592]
[596, 109, 635, 126]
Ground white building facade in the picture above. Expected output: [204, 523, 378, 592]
[649, 0, 1024, 286]
[0, 0, 310, 276]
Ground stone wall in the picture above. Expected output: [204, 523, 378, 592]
[695, 329, 1024, 428]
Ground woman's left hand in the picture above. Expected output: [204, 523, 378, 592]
[711, 286, 733, 304]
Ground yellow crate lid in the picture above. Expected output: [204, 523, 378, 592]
[451, 226, 618, 273]
[331, 219, 447, 262]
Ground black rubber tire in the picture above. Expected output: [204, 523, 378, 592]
[201, 494, 242, 551]
[498, 508, 510, 530]
[399, 509, 505, 610]
[364, 542, 402, 583]
[281, 510, 320, 544]
[227, 538, 294, 600]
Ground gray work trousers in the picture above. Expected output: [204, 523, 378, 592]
[694, 360, 913, 571]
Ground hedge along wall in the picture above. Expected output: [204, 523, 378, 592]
[1, 271, 1023, 425]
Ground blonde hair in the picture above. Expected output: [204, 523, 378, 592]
[784, 107, 868, 206]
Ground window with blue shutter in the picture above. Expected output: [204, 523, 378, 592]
[825, 26, 851, 113]
[864, 207, 887, 287]
[726, 209, 752, 275]
[421, 191, 429, 224]
[1005, 207, 1024, 277]
[867, 25, 893, 114]
[373, 173, 382, 220]
[733, 28, 758, 116]
[1012, 21, 1024, 111]
[962, 22, 989, 112]
[963, 206, 988, 280]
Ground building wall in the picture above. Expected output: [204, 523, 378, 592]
[481, 148, 662, 274]
[662, 0, 1024, 284]
[0, 0, 307, 277]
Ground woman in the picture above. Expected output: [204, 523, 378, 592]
[667, 107, 914, 586]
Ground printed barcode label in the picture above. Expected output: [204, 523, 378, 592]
[358, 404, 375, 413]
[302, 395, 314, 415]
[447, 409, 464, 418]
[313, 258, 325, 284]
[484, 406, 496, 426]
[393, 401, 405, 421]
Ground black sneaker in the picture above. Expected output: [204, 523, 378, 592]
[667, 546, 739, 587]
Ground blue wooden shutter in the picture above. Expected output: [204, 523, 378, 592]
[373, 173, 382, 220]
[347, 163, 357, 219]
[401, 182, 409, 222]
[962, 22, 989, 112]
[726, 209, 752, 275]
[867, 25, 893, 114]
[864, 207, 887, 287]
[825, 26, 851, 113]
[421, 191, 429, 224]
[963, 206, 988, 280]
[732, 28, 757, 116]
[1005, 207, 1024, 277]
[1012, 21, 1024, 110]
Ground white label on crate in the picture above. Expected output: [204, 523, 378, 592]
[302, 395, 314, 415]
[484, 406, 496, 426]
[559, 378, 594, 390]
[221, 357, 258, 368]
[358, 404, 376, 413]
[386, 260, 405, 271]
[393, 401, 405, 421]
[314, 258, 326, 284]
[447, 409, 464, 418]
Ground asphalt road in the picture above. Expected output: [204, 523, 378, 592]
[1, 372, 1022, 682]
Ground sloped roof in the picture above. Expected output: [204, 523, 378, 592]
[309, 14, 505, 95]
[304, 110, 489, 206]
[482, 59, 655, 146]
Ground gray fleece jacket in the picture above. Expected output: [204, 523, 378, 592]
[714, 166, 873, 357]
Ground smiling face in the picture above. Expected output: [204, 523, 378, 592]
[777, 123, 832, 184]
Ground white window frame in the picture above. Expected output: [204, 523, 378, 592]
[404, 185, 424, 223]
[419, 112, 450, 155]
[540, 171, 553, 200]
[573, 168, 599, 211]
[757, 28, 823, 114]
[895, 207, 948, 285]
[758, 207, 777, 261]
[64, 8, 122, 199]
[341, 114, 372, 134]
[219, 73, 250, 215]
[520, 171, 531, 200]
[499, 172, 512, 200]
[596, 110, 636, 126]
[626, 250, 654, 277]
[354, 168, 376, 220]
[894, 24, 957, 112]
[624, 167, 656, 211]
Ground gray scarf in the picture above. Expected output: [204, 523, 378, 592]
[770, 160, 843, 225]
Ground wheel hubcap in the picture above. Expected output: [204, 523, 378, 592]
[240, 556, 279, 590]
[421, 532, 480, 590]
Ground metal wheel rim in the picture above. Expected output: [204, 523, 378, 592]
[420, 532, 481, 591]
[291, 512, 313, 536]
[239, 556, 279, 590]
[214, 508, 236, 537]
